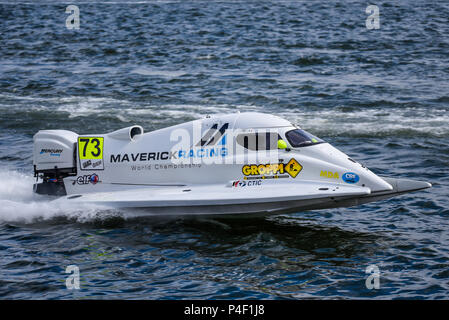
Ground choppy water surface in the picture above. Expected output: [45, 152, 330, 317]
[0, 0, 448, 299]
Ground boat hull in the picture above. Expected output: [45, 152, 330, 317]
[55, 177, 430, 217]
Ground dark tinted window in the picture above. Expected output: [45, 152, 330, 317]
[236, 132, 280, 150]
[285, 129, 324, 148]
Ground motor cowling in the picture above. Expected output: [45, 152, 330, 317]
[33, 130, 78, 195]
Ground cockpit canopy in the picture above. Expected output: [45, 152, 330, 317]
[285, 129, 325, 148]
[192, 113, 325, 151]
[234, 128, 325, 151]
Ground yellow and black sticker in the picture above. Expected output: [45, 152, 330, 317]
[242, 158, 302, 179]
[78, 137, 104, 170]
[284, 158, 302, 178]
[242, 163, 285, 176]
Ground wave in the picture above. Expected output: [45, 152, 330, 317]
[0, 170, 120, 224]
[284, 106, 449, 138]
[1, 93, 448, 137]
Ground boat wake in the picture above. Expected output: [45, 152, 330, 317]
[0, 169, 120, 224]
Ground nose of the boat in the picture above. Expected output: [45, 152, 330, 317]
[381, 177, 432, 193]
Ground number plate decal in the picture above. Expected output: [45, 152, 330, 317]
[78, 137, 104, 170]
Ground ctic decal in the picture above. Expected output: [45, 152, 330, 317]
[342, 172, 360, 184]
[74, 173, 100, 185]
[232, 180, 262, 187]
[78, 137, 104, 170]
[320, 171, 340, 179]
[242, 158, 302, 179]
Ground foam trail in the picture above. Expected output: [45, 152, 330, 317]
[282, 107, 449, 137]
[0, 170, 121, 223]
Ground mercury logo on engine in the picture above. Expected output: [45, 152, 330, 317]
[40, 149, 63, 156]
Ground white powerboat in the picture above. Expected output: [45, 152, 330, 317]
[32, 112, 431, 216]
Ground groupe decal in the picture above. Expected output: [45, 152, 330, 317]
[74, 173, 100, 185]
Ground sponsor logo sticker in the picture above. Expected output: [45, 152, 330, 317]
[242, 158, 302, 179]
[40, 148, 63, 156]
[232, 180, 262, 187]
[196, 123, 228, 147]
[320, 171, 340, 179]
[284, 158, 302, 178]
[342, 172, 360, 184]
[74, 173, 100, 185]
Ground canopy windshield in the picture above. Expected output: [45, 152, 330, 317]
[285, 129, 325, 148]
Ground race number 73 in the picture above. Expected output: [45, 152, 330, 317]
[78, 137, 104, 160]
[78, 137, 104, 170]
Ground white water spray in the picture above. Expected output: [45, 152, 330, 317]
[0, 169, 120, 223]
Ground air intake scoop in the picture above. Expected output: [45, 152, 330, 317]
[107, 125, 144, 141]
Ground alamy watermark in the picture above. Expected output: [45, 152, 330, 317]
[365, 5, 380, 30]
[65, 5, 80, 30]
[365, 264, 380, 290]
[166, 120, 283, 166]
[65, 265, 80, 290]
[64, 4, 379, 31]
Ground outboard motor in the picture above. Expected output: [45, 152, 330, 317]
[33, 130, 78, 195]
